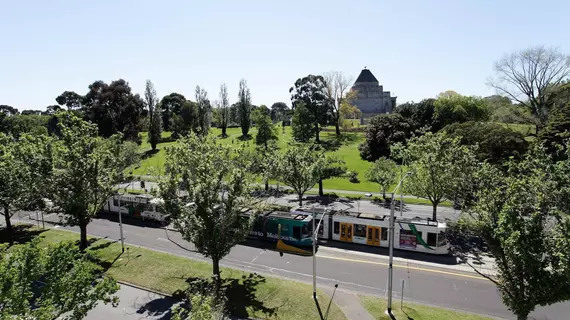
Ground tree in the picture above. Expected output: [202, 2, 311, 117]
[159, 93, 186, 132]
[323, 71, 353, 136]
[540, 101, 570, 159]
[0, 133, 52, 241]
[0, 105, 19, 116]
[0, 239, 119, 319]
[158, 135, 256, 288]
[0, 114, 50, 137]
[433, 92, 490, 129]
[392, 132, 477, 221]
[339, 91, 361, 120]
[270, 102, 289, 125]
[291, 103, 315, 143]
[445, 121, 529, 164]
[194, 86, 211, 136]
[317, 153, 346, 196]
[171, 291, 226, 320]
[276, 144, 326, 206]
[55, 91, 84, 111]
[290, 75, 331, 142]
[359, 114, 414, 162]
[50, 112, 135, 250]
[45, 105, 62, 115]
[453, 146, 570, 320]
[252, 107, 276, 148]
[394, 98, 436, 131]
[488, 46, 570, 130]
[145, 80, 162, 151]
[83, 79, 145, 142]
[218, 83, 230, 137]
[237, 79, 252, 137]
[365, 157, 397, 199]
[171, 101, 196, 139]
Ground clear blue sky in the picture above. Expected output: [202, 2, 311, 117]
[1, 0, 568, 111]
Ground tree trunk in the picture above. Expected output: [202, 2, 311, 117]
[298, 193, 303, 206]
[319, 179, 324, 196]
[3, 205, 12, 244]
[432, 201, 438, 221]
[151, 142, 157, 151]
[222, 125, 227, 137]
[212, 257, 221, 292]
[335, 120, 341, 136]
[382, 190, 386, 200]
[517, 313, 529, 320]
[79, 222, 88, 251]
[315, 123, 320, 143]
[265, 179, 269, 191]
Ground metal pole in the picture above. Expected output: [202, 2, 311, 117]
[387, 192, 395, 314]
[118, 195, 125, 253]
[312, 206, 316, 296]
[400, 180, 404, 217]
[400, 279, 405, 309]
[41, 212, 45, 229]
[36, 211, 40, 228]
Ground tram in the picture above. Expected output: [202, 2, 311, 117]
[292, 207, 449, 255]
[104, 194, 169, 223]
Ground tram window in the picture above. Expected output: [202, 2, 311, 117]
[381, 227, 388, 241]
[302, 225, 310, 238]
[293, 226, 301, 239]
[438, 232, 447, 246]
[333, 222, 340, 234]
[427, 233, 437, 246]
[354, 224, 367, 237]
[113, 199, 119, 206]
[318, 224, 324, 236]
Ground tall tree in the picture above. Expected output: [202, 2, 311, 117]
[0, 105, 19, 116]
[270, 102, 289, 124]
[290, 75, 331, 143]
[158, 135, 256, 289]
[0, 133, 52, 241]
[159, 93, 186, 132]
[50, 112, 135, 250]
[252, 107, 278, 190]
[237, 79, 252, 137]
[317, 153, 346, 196]
[488, 46, 570, 131]
[145, 80, 162, 151]
[0, 240, 119, 319]
[323, 71, 353, 136]
[433, 92, 490, 129]
[394, 98, 437, 131]
[194, 86, 211, 136]
[392, 132, 477, 221]
[55, 91, 84, 110]
[218, 83, 230, 137]
[453, 146, 570, 320]
[171, 101, 196, 139]
[83, 79, 145, 142]
[276, 144, 326, 206]
[365, 157, 397, 199]
[540, 101, 570, 159]
[291, 102, 315, 142]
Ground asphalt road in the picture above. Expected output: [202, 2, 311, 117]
[11, 211, 570, 320]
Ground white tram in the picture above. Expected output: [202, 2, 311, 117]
[104, 194, 168, 223]
[292, 207, 449, 255]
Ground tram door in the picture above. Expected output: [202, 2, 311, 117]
[367, 226, 381, 246]
[340, 223, 353, 242]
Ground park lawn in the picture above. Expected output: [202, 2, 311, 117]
[31, 228, 347, 320]
[360, 296, 492, 320]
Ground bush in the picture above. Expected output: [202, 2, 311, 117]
[348, 171, 360, 183]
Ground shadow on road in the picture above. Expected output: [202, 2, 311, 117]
[0, 224, 47, 246]
[136, 296, 178, 320]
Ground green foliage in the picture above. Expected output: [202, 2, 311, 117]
[347, 171, 359, 184]
[460, 146, 570, 320]
[171, 101, 197, 139]
[56, 90, 84, 110]
[194, 86, 211, 136]
[365, 157, 397, 197]
[359, 114, 413, 162]
[0, 240, 119, 319]
[145, 80, 163, 151]
[171, 292, 226, 320]
[276, 144, 326, 206]
[252, 107, 277, 147]
[394, 98, 437, 131]
[270, 102, 289, 123]
[290, 75, 331, 142]
[0, 133, 52, 237]
[50, 111, 134, 250]
[217, 84, 230, 137]
[393, 132, 477, 220]
[433, 92, 490, 129]
[445, 121, 528, 164]
[291, 103, 315, 142]
[83, 79, 145, 142]
[0, 114, 50, 137]
[158, 135, 256, 283]
[159, 93, 187, 132]
[238, 79, 252, 137]
[540, 101, 570, 159]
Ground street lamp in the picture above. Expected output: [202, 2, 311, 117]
[387, 172, 411, 316]
[116, 181, 135, 253]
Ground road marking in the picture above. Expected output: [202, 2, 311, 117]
[317, 254, 489, 281]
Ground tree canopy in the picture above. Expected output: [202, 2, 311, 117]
[238, 79, 252, 137]
[159, 92, 186, 132]
[433, 92, 490, 129]
[359, 114, 414, 162]
[290, 75, 331, 142]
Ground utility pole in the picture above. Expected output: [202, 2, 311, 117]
[387, 172, 411, 316]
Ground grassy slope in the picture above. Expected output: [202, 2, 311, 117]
[30, 228, 346, 320]
[360, 296, 492, 320]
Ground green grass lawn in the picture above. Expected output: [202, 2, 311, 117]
[360, 296, 492, 320]
[21, 227, 346, 320]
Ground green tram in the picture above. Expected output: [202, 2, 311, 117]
[242, 210, 315, 255]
